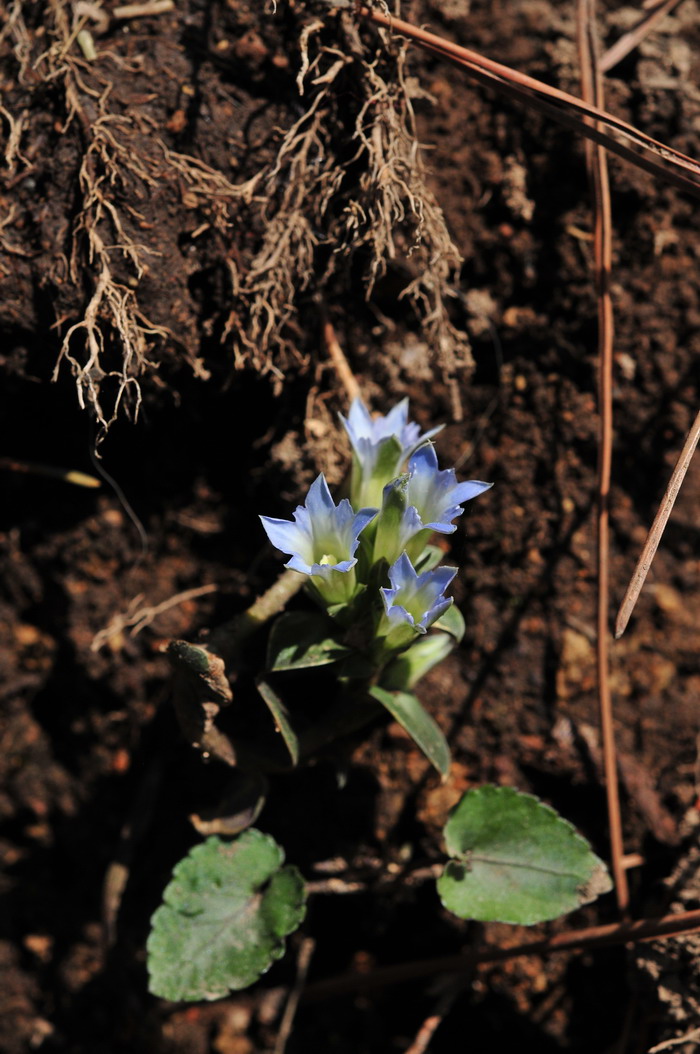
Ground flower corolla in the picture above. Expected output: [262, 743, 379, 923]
[380, 552, 457, 636]
[260, 475, 377, 604]
[340, 397, 442, 507]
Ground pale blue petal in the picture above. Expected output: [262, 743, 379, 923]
[418, 564, 457, 598]
[305, 474, 337, 519]
[286, 553, 315, 575]
[450, 480, 493, 504]
[417, 596, 452, 631]
[381, 398, 410, 440]
[352, 506, 379, 543]
[311, 558, 355, 576]
[397, 505, 425, 550]
[388, 551, 417, 590]
[260, 516, 311, 560]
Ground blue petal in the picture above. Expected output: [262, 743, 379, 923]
[352, 506, 379, 545]
[450, 480, 493, 504]
[260, 515, 311, 559]
[417, 596, 453, 631]
[381, 398, 410, 440]
[285, 553, 315, 575]
[419, 564, 457, 597]
[388, 551, 418, 590]
[342, 399, 375, 446]
[304, 474, 337, 518]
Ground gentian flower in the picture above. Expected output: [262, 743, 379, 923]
[340, 397, 442, 507]
[260, 474, 377, 605]
[379, 552, 457, 649]
[374, 444, 492, 565]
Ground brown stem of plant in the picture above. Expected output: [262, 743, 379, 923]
[300, 908, 700, 1002]
[577, 0, 629, 915]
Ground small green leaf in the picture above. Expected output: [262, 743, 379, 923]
[433, 603, 465, 642]
[380, 633, 454, 690]
[438, 786, 612, 925]
[147, 831, 306, 1001]
[368, 686, 450, 779]
[267, 612, 350, 671]
[256, 679, 299, 766]
[413, 545, 446, 573]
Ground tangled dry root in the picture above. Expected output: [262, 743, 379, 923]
[234, 9, 472, 415]
[0, 0, 472, 427]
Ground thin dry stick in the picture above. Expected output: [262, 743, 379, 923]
[91, 584, 218, 651]
[404, 978, 468, 1054]
[0, 456, 101, 488]
[356, 7, 700, 198]
[577, 0, 629, 914]
[600, 0, 685, 73]
[300, 907, 700, 1002]
[615, 406, 700, 638]
[321, 317, 362, 404]
[273, 938, 315, 1054]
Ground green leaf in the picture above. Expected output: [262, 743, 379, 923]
[437, 786, 612, 925]
[256, 679, 299, 766]
[433, 603, 465, 642]
[368, 686, 450, 779]
[147, 831, 306, 1001]
[413, 544, 446, 573]
[380, 633, 454, 690]
[267, 612, 350, 671]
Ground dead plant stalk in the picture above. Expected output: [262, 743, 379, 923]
[577, 0, 629, 914]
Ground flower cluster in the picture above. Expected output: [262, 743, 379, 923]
[260, 397, 492, 660]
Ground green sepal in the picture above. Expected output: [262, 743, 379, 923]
[372, 472, 409, 566]
[380, 632, 454, 691]
[368, 685, 451, 779]
[432, 602, 465, 642]
[266, 612, 351, 671]
[413, 544, 446, 573]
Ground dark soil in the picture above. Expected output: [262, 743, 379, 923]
[2, 0, 700, 1051]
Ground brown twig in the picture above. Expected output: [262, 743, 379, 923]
[273, 938, 315, 1054]
[577, 0, 629, 914]
[90, 584, 218, 652]
[356, 7, 700, 199]
[403, 976, 470, 1054]
[321, 316, 362, 404]
[300, 908, 700, 1002]
[600, 0, 685, 73]
[615, 406, 700, 638]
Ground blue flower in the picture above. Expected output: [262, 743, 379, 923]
[374, 444, 492, 565]
[380, 552, 457, 637]
[405, 444, 492, 534]
[260, 475, 377, 604]
[340, 397, 442, 508]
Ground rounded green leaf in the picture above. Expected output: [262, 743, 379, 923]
[148, 830, 306, 1001]
[438, 786, 612, 925]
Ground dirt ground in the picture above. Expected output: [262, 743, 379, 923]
[2, 0, 700, 1051]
